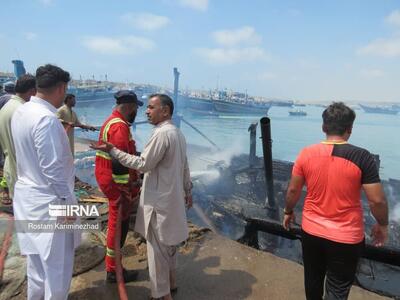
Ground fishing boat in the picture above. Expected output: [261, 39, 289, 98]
[184, 95, 215, 112]
[289, 109, 307, 116]
[212, 90, 271, 115]
[359, 104, 399, 115]
[213, 99, 271, 115]
[68, 84, 115, 103]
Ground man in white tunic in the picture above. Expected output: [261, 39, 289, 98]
[92, 94, 192, 300]
[11, 64, 80, 300]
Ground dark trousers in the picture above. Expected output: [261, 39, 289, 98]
[301, 230, 364, 300]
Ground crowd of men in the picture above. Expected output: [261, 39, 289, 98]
[0, 63, 389, 300]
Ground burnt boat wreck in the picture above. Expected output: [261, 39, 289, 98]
[187, 116, 400, 298]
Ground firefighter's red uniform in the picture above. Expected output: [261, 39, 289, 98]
[95, 110, 140, 272]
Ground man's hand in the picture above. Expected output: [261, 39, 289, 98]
[283, 212, 296, 231]
[82, 125, 97, 131]
[185, 194, 193, 209]
[90, 141, 115, 153]
[371, 223, 388, 247]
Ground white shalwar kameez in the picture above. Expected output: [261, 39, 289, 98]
[11, 96, 81, 300]
[110, 120, 192, 298]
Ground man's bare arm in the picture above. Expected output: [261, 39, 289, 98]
[363, 182, 389, 246]
[284, 175, 305, 212]
[363, 183, 388, 226]
[283, 175, 304, 230]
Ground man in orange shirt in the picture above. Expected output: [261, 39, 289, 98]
[283, 102, 388, 300]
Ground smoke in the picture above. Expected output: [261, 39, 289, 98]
[190, 136, 247, 171]
[188, 136, 247, 185]
[191, 169, 221, 184]
[75, 155, 95, 169]
[208, 136, 248, 166]
[388, 184, 400, 222]
[391, 204, 400, 223]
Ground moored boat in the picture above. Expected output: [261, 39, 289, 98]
[289, 109, 307, 116]
[359, 104, 399, 115]
[213, 99, 271, 115]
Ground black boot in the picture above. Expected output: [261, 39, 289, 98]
[122, 268, 139, 282]
[106, 269, 139, 283]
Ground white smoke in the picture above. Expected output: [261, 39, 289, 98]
[391, 203, 400, 223]
[208, 136, 248, 166]
[189, 136, 247, 184]
[75, 155, 95, 169]
[191, 169, 221, 184]
[190, 136, 247, 169]
[388, 185, 400, 222]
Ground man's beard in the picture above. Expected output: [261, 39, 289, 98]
[128, 112, 137, 123]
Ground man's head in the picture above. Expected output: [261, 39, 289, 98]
[322, 102, 356, 138]
[146, 94, 174, 125]
[35, 64, 70, 108]
[4, 82, 15, 94]
[64, 93, 76, 107]
[15, 74, 36, 101]
[114, 90, 143, 123]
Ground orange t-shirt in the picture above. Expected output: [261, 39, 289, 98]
[292, 142, 380, 244]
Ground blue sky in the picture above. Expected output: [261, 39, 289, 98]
[1, 0, 400, 103]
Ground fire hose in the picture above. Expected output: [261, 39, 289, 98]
[115, 199, 128, 300]
[0, 212, 14, 283]
[113, 192, 140, 300]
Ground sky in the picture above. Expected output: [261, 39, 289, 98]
[1, 0, 400, 103]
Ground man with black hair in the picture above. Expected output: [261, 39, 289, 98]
[94, 90, 142, 283]
[11, 64, 80, 300]
[0, 82, 15, 110]
[57, 93, 96, 156]
[91, 93, 192, 300]
[0, 74, 36, 206]
[283, 102, 388, 300]
[0, 82, 16, 174]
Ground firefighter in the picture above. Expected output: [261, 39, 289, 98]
[95, 90, 143, 283]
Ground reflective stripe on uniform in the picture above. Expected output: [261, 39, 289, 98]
[106, 247, 115, 257]
[96, 150, 112, 160]
[112, 173, 129, 184]
[102, 118, 127, 142]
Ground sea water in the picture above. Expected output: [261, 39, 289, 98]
[75, 101, 399, 180]
[74, 99, 400, 297]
